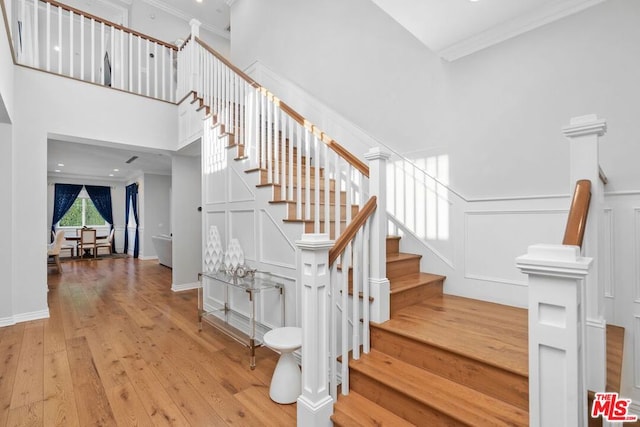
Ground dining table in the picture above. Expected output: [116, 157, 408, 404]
[65, 234, 108, 257]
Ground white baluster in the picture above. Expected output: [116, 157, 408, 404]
[137, 35, 141, 93]
[19, 0, 24, 62]
[341, 245, 350, 394]
[128, 32, 132, 91]
[334, 155, 340, 240]
[266, 100, 273, 183]
[145, 39, 150, 95]
[161, 45, 166, 101]
[79, 14, 84, 80]
[153, 42, 158, 98]
[170, 48, 175, 102]
[119, 29, 124, 89]
[305, 129, 311, 220]
[57, 5, 61, 73]
[363, 220, 370, 353]
[100, 22, 104, 84]
[288, 116, 294, 201]
[33, 0, 38, 68]
[353, 228, 361, 360]
[296, 124, 303, 219]
[324, 143, 330, 240]
[45, 2, 50, 71]
[69, 10, 73, 77]
[314, 134, 320, 232]
[90, 18, 95, 83]
[280, 112, 286, 198]
[109, 26, 114, 85]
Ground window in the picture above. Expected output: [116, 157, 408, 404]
[59, 198, 107, 227]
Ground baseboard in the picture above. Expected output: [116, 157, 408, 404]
[12, 308, 50, 324]
[138, 255, 158, 261]
[171, 281, 200, 292]
[0, 316, 15, 327]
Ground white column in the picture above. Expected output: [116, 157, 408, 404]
[296, 234, 334, 427]
[364, 147, 390, 323]
[562, 114, 607, 392]
[516, 244, 592, 427]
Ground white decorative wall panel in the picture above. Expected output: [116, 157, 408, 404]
[258, 209, 296, 269]
[604, 208, 614, 298]
[465, 210, 566, 286]
[635, 315, 640, 388]
[204, 169, 227, 204]
[229, 209, 256, 261]
[229, 167, 255, 202]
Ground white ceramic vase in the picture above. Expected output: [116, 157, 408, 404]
[224, 238, 244, 269]
[204, 226, 224, 273]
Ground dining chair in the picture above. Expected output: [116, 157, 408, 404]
[78, 228, 97, 258]
[47, 231, 66, 273]
[96, 229, 115, 256]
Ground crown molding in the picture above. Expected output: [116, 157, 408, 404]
[437, 0, 607, 62]
[139, 0, 230, 40]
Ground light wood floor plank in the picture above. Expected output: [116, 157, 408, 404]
[5, 401, 43, 427]
[0, 324, 25, 426]
[10, 322, 44, 409]
[43, 350, 80, 427]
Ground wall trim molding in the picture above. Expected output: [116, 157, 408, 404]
[0, 316, 15, 327]
[172, 281, 200, 292]
[138, 255, 158, 261]
[437, 0, 607, 61]
[12, 308, 50, 324]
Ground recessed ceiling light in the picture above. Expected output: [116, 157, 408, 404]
[53, 45, 60, 51]
[57, 163, 64, 167]
[113, 168, 119, 172]
[196, 0, 203, 3]
[54, 169, 61, 173]
[109, 174, 114, 177]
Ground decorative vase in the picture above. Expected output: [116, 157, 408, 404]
[224, 238, 244, 270]
[204, 226, 224, 273]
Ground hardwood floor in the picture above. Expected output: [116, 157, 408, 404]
[1, 258, 296, 426]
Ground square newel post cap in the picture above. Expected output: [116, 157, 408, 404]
[516, 244, 592, 278]
[296, 233, 334, 251]
[562, 114, 607, 138]
[190, 19, 202, 37]
[364, 147, 391, 161]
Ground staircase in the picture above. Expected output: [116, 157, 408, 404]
[332, 235, 530, 426]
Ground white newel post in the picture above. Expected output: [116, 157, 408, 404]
[364, 148, 391, 323]
[296, 234, 334, 427]
[562, 114, 607, 393]
[189, 19, 201, 92]
[517, 244, 592, 427]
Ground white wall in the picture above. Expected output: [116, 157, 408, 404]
[0, 123, 13, 325]
[46, 176, 126, 253]
[140, 173, 171, 259]
[171, 152, 201, 289]
[231, 0, 640, 199]
[0, 0, 14, 124]
[11, 65, 177, 322]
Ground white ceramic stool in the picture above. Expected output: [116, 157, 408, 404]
[263, 326, 302, 404]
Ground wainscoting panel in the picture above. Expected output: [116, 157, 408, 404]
[204, 168, 227, 205]
[258, 209, 296, 269]
[205, 210, 227, 247]
[229, 209, 256, 261]
[604, 208, 614, 299]
[229, 167, 256, 203]
[635, 315, 640, 389]
[465, 210, 566, 286]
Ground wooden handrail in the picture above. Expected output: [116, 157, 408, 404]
[40, 0, 178, 50]
[562, 180, 591, 248]
[329, 196, 377, 266]
[194, 37, 370, 178]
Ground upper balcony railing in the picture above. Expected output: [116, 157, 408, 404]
[9, 0, 177, 103]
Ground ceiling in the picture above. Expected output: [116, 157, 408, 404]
[48, 139, 174, 182]
[370, 0, 606, 61]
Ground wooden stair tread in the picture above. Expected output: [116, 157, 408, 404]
[377, 294, 528, 377]
[390, 272, 445, 294]
[332, 391, 415, 427]
[386, 252, 422, 263]
[351, 349, 528, 426]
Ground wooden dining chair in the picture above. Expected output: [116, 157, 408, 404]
[78, 228, 97, 258]
[96, 229, 115, 256]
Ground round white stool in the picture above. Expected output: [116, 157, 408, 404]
[263, 326, 302, 404]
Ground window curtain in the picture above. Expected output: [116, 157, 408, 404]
[85, 185, 116, 253]
[124, 183, 139, 258]
[51, 184, 83, 241]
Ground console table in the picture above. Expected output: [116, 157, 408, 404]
[197, 270, 284, 369]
